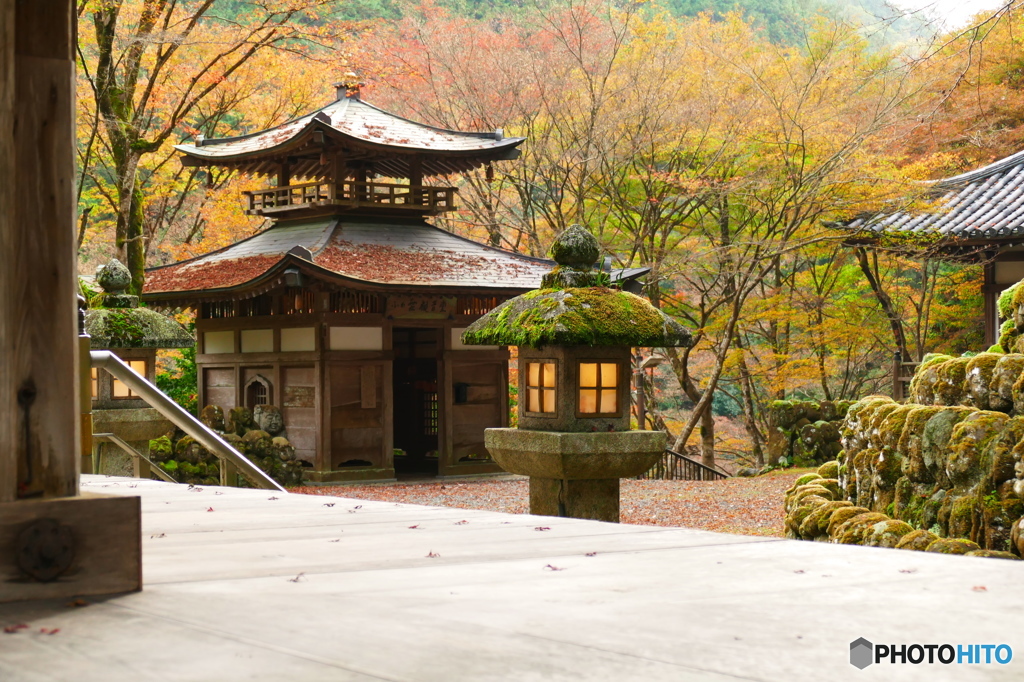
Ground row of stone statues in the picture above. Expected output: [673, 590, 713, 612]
[149, 405, 305, 487]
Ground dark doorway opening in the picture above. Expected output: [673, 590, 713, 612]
[392, 327, 439, 476]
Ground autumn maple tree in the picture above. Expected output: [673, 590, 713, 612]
[76, 0, 339, 293]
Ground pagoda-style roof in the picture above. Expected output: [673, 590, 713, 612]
[143, 217, 641, 302]
[845, 149, 1024, 243]
[175, 96, 524, 179]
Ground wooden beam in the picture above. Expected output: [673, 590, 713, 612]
[0, 493, 141, 602]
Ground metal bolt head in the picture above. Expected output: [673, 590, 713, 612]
[16, 518, 75, 583]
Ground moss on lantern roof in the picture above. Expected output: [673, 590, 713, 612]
[85, 308, 195, 349]
[461, 287, 691, 348]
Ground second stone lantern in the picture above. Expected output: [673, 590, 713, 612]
[462, 226, 692, 522]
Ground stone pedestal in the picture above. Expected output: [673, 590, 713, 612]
[484, 429, 666, 522]
[530, 478, 620, 522]
[92, 408, 173, 476]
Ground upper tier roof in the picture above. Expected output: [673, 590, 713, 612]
[845, 149, 1024, 242]
[174, 96, 525, 178]
[143, 217, 615, 301]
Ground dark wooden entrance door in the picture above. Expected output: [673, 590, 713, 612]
[392, 328, 439, 474]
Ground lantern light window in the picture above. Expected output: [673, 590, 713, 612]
[578, 362, 619, 415]
[525, 361, 556, 414]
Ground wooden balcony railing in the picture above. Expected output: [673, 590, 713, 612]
[892, 351, 920, 402]
[243, 180, 456, 215]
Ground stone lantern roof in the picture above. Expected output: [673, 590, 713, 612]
[461, 226, 691, 348]
[84, 259, 194, 349]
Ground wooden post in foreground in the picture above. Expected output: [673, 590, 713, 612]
[0, 0, 141, 603]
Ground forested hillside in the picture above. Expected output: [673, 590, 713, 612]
[209, 0, 933, 45]
[326, 0, 934, 46]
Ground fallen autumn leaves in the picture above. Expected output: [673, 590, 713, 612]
[294, 469, 807, 537]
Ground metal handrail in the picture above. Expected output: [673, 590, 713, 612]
[90, 351, 285, 492]
[93, 432, 178, 484]
[637, 448, 730, 481]
[667, 449, 730, 479]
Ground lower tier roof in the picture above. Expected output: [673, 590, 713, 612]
[143, 217, 644, 303]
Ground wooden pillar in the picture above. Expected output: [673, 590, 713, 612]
[1, 0, 79, 501]
[984, 257, 997, 347]
[408, 156, 423, 205]
[0, 0, 15, 504]
[329, 151, 343, 201]
[0, 0, 141, 603]
[318, 356, 331, 475]
[439, 352, 452, 475]
[355, 164, 368, 201]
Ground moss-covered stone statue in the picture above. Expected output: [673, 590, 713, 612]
[462, 225, 692, 522]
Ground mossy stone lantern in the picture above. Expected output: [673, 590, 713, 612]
[462, 226, 691, 522]
[85, 259, 195, 476]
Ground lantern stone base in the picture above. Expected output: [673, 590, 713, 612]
[484, 428, 667, 522]
[529, 477, 621, 522]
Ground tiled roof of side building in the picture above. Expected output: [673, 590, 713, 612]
[845, 149, 1024, 241]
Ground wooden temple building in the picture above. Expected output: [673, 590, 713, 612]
[143, 85, 644, 482]
[845, 149, 1024, 347]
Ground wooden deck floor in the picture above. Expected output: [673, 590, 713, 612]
[0, 476, 1022, 681]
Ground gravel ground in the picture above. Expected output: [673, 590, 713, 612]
[293, 469, 807, 537]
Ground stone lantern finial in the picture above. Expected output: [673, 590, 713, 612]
[542, 225, 607, 289]
[96, 259, 138, 309]
[550, 224, 599, 267]
[85, 258, 194, 348]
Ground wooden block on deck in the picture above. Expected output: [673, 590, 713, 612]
[0, 492, 141, 603]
